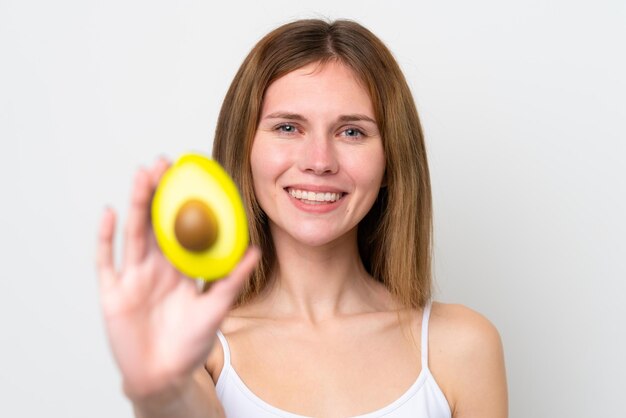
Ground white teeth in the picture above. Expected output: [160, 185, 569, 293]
[288, 188, 342, 203]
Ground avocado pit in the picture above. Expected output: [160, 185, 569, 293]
[174, 199, 218, 252]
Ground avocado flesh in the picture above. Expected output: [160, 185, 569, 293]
[152, 154, 248, 280]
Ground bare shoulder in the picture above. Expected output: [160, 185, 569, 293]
[204, 305, 261, 384]
[429, 302, 508, 418]
[205, 330, 225, 385]
[430, 302, 503, 355]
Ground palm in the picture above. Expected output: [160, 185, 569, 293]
[97, 159, 258, 398]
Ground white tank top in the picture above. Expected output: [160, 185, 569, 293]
[215, 302, 451, 418]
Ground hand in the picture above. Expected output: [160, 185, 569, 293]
[96, 158, 260, 400]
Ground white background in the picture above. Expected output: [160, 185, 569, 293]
[1, 1, 624, 417]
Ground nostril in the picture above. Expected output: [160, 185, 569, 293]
[301, 156, 339, 175]
[297, 139, 339, 175]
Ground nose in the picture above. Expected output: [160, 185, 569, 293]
[297, 133, 339, 175]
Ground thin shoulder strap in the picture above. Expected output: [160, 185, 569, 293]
[216, 329, 231, 366]
[214, 330, 232, 396]
[421, 301, 432, 370]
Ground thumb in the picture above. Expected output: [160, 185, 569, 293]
[196, 247, 261, 323]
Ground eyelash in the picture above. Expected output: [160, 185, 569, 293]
[274, 123, 366, 139]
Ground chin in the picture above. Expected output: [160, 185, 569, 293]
[268, 217, 358, 248]
[294, 235, 339, 247]
[285, 225, 355, 248]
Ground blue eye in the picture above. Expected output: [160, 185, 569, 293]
[342, 128, 364, 138]
[277, 124, 297, 134]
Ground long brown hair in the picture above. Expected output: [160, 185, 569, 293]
[212, 19, 432, 309]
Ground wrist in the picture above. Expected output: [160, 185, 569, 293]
[124, 374, 195, 413]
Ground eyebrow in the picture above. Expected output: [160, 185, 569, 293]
[263, 111, 377, 124]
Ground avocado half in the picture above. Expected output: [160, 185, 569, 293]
[151, 153, 248, 281]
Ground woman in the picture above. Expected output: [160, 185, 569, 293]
[97, 19, 507, 418]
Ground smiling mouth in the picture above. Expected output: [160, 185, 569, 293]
[285, 188, 345, 204]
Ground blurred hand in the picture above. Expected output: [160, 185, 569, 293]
[96, 158, 259, 399]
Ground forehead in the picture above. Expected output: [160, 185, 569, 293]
[261, 61, 375, 118]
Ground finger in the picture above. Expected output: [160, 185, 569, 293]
[149, 157, 171, 189]
[96, 207, 118, 289]
[145, 158, 171, 252]
[199, 247, 261, 318]
[122, 169, 152, 268]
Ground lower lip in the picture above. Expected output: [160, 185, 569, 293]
[285, 190, 345, 214]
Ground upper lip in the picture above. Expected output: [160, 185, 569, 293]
[284, 184, 347, 194]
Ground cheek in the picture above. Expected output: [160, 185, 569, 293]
[250, 142, 271, 201]
[369, 144, 386, 185]
[250, 139, 291, 201]
[251, 137, 294, 174]
[369, 152, 386, 185]
[249, 143, 264, 184]
[346, 147, 386, 190]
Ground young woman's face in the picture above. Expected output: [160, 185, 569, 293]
[250, 61, 386, 247]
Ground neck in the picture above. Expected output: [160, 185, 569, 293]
[263, 224, 382, 323]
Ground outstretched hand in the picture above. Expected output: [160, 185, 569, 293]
[96, 158, 259, 399]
